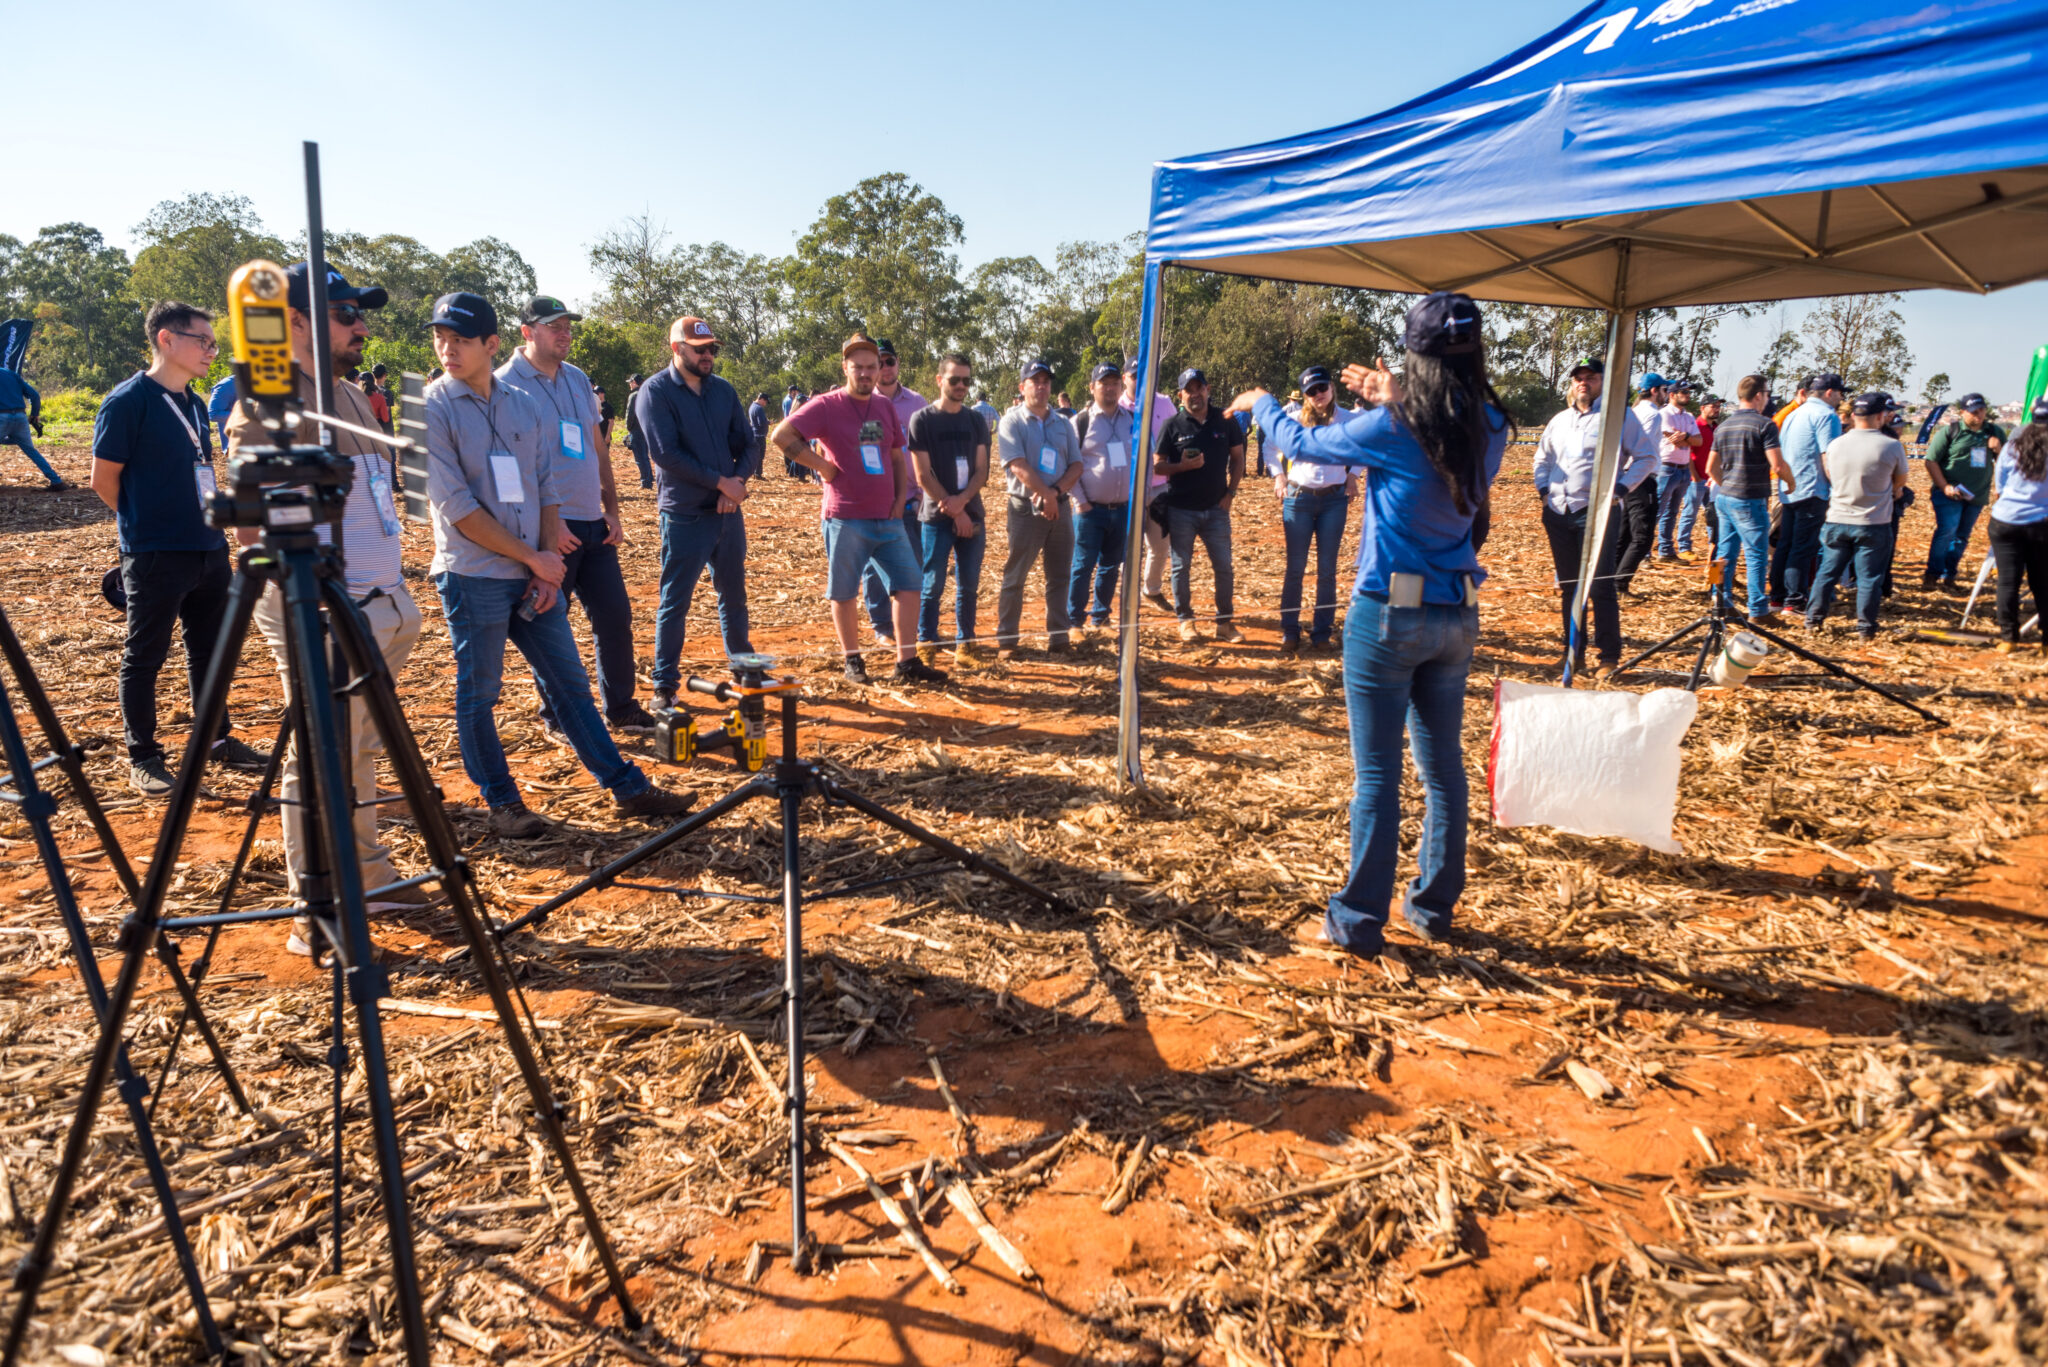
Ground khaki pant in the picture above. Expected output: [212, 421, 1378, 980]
[253, 585, 423, 896]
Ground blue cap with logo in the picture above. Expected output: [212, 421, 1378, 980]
[1403, 291, 1483, 357]
[1089, 362, 1120, 383]
[1299, 365, 1332, 391]
[1019, 357, 1053, 380]
[286, 262, 388, 313]
[1637, 371, 1671, 391]
[1176, 367, 1208, 390]
[426, 292, 499, 340]
[1959, 392, 1988, 412]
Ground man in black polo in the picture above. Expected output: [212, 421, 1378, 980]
[623, 373, 652, 489]
[1155, 368, 1244, 643]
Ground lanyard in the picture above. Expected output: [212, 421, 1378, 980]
[161, 392, 205, 458]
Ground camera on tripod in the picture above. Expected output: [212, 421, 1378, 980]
[652, 652, 783, 773]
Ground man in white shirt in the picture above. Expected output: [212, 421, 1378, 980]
[1654, 379, 1702, 561]
[1615, 371, 1670, 591]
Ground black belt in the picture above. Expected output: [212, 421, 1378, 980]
[1286, 484, 1348, 497]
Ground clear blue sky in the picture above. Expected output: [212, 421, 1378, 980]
[12, 0, 2042, 400]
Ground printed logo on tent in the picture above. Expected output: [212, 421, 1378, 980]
[1477, 0, 1800, 86]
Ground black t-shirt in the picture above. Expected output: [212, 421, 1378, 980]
[906, 404, 989, 523]
[91, 371, 225, 555]
[1711, 408, 1782, 501]
[1158, 405, 1241, 511]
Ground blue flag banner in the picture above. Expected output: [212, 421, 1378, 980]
[0, 318, 31, 374]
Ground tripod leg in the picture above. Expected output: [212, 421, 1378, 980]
[0, 666, 225, 1361]
[819, 780, 1077, 917]
[328, 946, 347, 1275]
[1737, 616, 1947, 725]
[781, 772, 810, 1273]
[1687, 616, 1721, 691]
[278, 557, 430, 1366]
[320, 579, 643, 1330]
[2, 554, 266, 1367]
[1610, 617, 1711, 682]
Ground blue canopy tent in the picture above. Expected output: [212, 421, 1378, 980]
[1117, 0, 2048, 786]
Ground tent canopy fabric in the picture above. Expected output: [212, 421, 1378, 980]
[1144, 0, 2048, 308]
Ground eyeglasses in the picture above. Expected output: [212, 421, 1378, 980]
[329, 304, 369, 326]
[1304, 383, 1331, 397]
[172, 330, 219, 353]
[684, 342, 720, 357]
[878, 356, 898, 365]
[944, 375, 971, 386]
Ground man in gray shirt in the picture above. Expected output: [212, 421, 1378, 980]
[994, 358, 1081, 656]
[424, 292, 691, 838]
[498, 294, 653, 739]
[1805, 391, 1913, 639]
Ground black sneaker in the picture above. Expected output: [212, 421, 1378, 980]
[843, 654, 871, 684]
[609, 700, 660, 735]
[651, 689, 678, 713]
[615, 786, 697, 820]
[210, 735, 271, 773]
[129, 755, 174, 796]
[488, 803, 547, 840]
[892, 658, 950, 687]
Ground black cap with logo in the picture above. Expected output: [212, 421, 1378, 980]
[520, 295, 582, 326]
[426, 292, 499, 340]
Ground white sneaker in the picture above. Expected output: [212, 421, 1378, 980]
[287, 916, 317, 958]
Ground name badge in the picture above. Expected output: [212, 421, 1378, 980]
[369, 469, 399, 537]
[1107, 440, 1128, 469]
[195, 463, 217, 508]
[561, 419, 585, 459]
[1970, 448, 1987, 469]
[861, 443, 884, 475]
[489, 449, 526, 504]
[1039, 444, 1060, 476]
[954, 456, 970, 488]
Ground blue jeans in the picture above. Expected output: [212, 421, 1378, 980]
[864, 504, 922, 636]
[1653, 464, 1691, 556]
[653, 509, 751, 692]
[1166, 505, 1235, 621]
[0, 413, 59, 484]
[1926, 492, 1985, 582]
[541, 518, 637, 725]
[1715, 495, 1772, 618]
[1768, 496, 1827, 609]
[1325, 594, 1477, 957]
[919, 517, 986, 644]
[434, 572, 649, 809]
[1679, 473, 1714, 553]
[1068, 502, 1129, 626]
[1807, 522, 1893, 633]
[627, 434, 652, 488]
[1280, 489, 1349, 643]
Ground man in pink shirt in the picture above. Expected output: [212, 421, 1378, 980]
[862, 337, 929, 646]
[771, 334, 949, 687]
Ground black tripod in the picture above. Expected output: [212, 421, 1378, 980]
[1610, 564, 1945, 726]
[3, 442, 638, 1367]
[496, 661, 1076, 1271]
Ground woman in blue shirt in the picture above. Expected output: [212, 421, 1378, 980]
[1988, 398, 2048, 655]
[1228, 292, 1508, 959]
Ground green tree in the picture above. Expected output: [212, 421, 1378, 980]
[568, 318, 653, 416]
[587, 214, 692, 325]
[1800, 292, 1913, 393]
[1919, 370, 1951, 408]
[12, 223, 141, 390]
[128, 194, 289, 315]
[444, 236, 539, 333]
[966, 255, 1054, 396]
[0, 234, 23, 315]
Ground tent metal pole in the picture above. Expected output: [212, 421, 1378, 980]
[1567, 241, 1636, 685]
[1116, 257, 1169, 789]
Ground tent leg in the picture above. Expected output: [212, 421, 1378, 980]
[1116, 258, 1169, 790]
[1568, 253, 1637, 687]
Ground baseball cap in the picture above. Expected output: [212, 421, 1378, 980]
[521, 295, 582, 326]
[1020, 358, 1053, 381]
[1176, 367, 1208, 390]
[1089, 362, 1120, 383]
[2032, 397, 2048, 423]
[840, 332, 878, 359]
[1671, 377, 1694, 393]
[672, 316, 719, 347]
[286, 262, 388, 313]
[1569, 356, 1603, 377]
[1122, 356, 1141, 374]
[786, 381, 802, 391]
[1299, 365, 1332, 391]
[1636, 371, 1670, 391]
[1850, 390, 1892, 416]
[1959, 392, 1988, 411]
[874, 337, 898, 358]
[627, 373, 644, 386]
[1403, 291, 1482, 358]
[1810, 372, 1845, 394]
[426, 292, 498, 340]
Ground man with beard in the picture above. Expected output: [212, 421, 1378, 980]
[861, 338, 928, 647]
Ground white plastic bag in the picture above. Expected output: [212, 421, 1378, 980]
[1487, 679, 1698, 854]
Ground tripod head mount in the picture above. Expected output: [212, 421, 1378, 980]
[655, 653, 798, 773]
[206, 442, 354, 543]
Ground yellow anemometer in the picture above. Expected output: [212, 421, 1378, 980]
[226, 260, 295, 417]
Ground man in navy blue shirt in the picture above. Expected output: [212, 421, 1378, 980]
[0, 366, 61, 488]
[90, 301, 269, 794]
[634, 314, 759, 710]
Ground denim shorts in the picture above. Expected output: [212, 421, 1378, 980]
[823, 516, 922, 602]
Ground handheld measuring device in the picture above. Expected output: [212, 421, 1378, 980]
[226, 260, 296, 420]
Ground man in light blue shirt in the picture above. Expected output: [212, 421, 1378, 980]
[1769, 371, 1843, 612]
[1530, 357, 1657, 673]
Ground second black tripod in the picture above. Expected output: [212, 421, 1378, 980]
[495, 658, 1077, 1272]
[1610, 561, 1945, 726]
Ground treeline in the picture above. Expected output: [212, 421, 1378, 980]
[3, 176, 1923, 420]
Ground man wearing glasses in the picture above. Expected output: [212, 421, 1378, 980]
[224, 263, 435, 950]
[636, 315, 760, 711]
[90, 301, 270, 794]
[907, 354, 991, 665]
[862, 338, 927, 647]
[499, 295, 655, 738]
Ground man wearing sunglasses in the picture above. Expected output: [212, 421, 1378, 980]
[636, 315, 760, 710]
[500, 295, 654, 740]
[91, 300, 270, 795]
[223, 263, 436, 949]
[862, 338, 927, 648]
